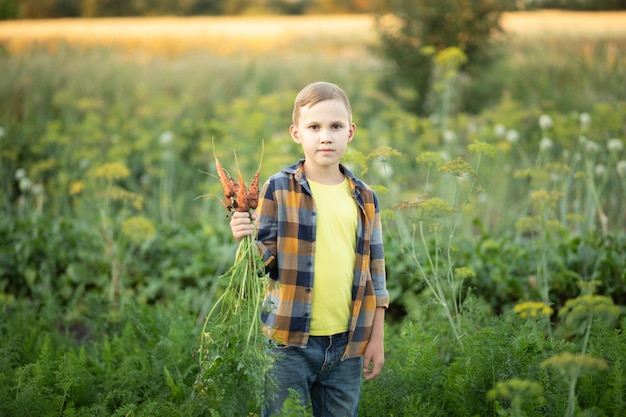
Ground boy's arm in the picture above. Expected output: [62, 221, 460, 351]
[362, 307, 385, 380]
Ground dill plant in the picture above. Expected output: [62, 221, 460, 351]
[390, 141, 495, 348]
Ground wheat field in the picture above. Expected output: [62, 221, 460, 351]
[1, 11, 625, 54]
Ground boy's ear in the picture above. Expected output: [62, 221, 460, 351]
[348, 123, 356, 142]
[289, 124, 300, 144]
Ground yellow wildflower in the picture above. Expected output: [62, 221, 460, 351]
[69, 180, 85, 196]
[366, 146, 402, 162]
[513, 301, 553, 319]
[468, 141, 496, 158]
[122, 216, 156, 246]
[94, 162, 131, 181]
[541, 352, 608, 378]
[439, 157, 476, 178]
[416, 151, 446, 168]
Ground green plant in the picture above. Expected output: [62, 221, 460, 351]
[389, 141, 496, 348]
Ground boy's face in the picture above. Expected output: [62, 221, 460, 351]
[289, 98, 355, 173]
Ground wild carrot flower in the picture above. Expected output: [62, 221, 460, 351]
[539, 114, 553, 130]
[607, 138, 623, 153]
[513, 301, 553, 318]
[539, 137, 553, 152]
[585, 140, 600, 153]
[594, 164, 607, 178]
[18, 177, 32, 192]
[159, 130, 174, 145]
[14, 168, 26, 180]
[494, 124, 506, 138]
[506, 129, 520, 144]
[579, 112, 591, 128]
[443, 129, 456, 144]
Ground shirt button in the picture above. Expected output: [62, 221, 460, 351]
[306, 288, 311, 293]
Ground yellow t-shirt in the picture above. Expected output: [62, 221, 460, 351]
[307, 177, 357, 336]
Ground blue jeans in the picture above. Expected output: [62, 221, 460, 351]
[263, 332, 363, 417]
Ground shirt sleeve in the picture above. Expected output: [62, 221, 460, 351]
[370, 192, 389, 309]
[255, 178, 279, 279]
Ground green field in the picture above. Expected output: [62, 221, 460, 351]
[1, 11, 626, 416]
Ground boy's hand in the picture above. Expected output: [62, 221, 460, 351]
[363, 307, 385, 380]
[230, 211, 256, 242]
[362, 336, 384, 380]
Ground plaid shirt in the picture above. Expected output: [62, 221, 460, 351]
[256, 160, 389, 359]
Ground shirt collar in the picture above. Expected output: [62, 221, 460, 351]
[283, 159, 366, 191]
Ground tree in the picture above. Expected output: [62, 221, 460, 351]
[375, 0, 511, 115]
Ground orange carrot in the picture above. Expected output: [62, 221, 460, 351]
[215, 158, 235, 199]
[235, 169, 248, 212]
[247, 170, 260, 210]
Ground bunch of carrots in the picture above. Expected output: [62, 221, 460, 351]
[195, 142, 270, 406]
[214, 149, 260, 214]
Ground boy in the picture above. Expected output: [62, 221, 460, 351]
[230, 81, 388, 417]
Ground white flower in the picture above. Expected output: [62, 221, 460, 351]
[594, 164, 607, 178]
[573, 152, 582, 163]
[579, 112, 591, 127]
[539, 114, 553, 130]
[617, 160, 626, 177]
[159, 131, 174, 145]
[539, 137, 553, 151]
[15, 168, 27, 180]
[19, 177, 32, 192]
[585, 140, 600, 153]
[494, 124, 506, 138]
[607, 138, 623, 153]
[443, 130, 456, 144]
[578, 135, 588, 145]
[0, 126, 5, 138]
[32, 183, 44, 196]
[506, 129, 520, 143]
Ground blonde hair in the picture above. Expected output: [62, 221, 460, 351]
[292, 81, 352, 125]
